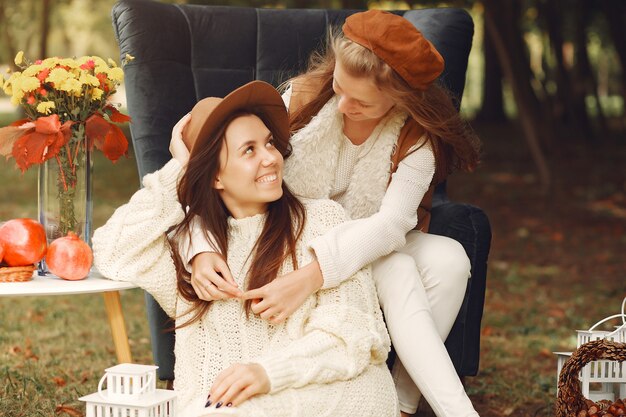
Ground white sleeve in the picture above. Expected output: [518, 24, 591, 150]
[253, 200, 390, 393]
[309, 145, 436, 289]
[92, 158, 184, 317]
[179, 216, 221, 272]
[282, 84, 292, 109]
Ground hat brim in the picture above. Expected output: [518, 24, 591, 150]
[189, 80, 289, 155]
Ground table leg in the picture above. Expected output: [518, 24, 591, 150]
[102, 291, 133, 363]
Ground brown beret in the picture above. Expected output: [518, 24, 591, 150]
[342, 10, 445, 90]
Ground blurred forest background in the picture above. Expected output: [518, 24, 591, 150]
[0, 1, 625, 416]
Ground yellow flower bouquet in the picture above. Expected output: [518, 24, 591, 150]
[0, 52, 133, 272]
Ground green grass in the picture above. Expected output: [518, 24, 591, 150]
[0, 114, 161, 416]
[1, 113, 625, 416]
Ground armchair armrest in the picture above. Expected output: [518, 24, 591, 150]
[429, 201, 491, 376]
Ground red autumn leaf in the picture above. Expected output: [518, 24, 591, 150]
[12, 130, 68, 172]
[8, 345, 21, 355]
[34, 114, 62, 134]
[0, 125, 33, 158]
[85, 113, 111, 150]
[52, 376, 67, 387]
[99, 123, 128, 162]
[105, 105, 132, 123]
[13, 132, 54, 172]
[79, 371, 91, 383]
[551, 232, 564, 242]
[55, 404, 84, 417]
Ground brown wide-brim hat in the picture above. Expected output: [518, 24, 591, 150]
[183, 80, 289, 155]
[342, 10, 444, 90]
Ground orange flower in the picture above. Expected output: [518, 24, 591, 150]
[95, 73, 110, 92]
[37, 68, 50, 82]
[79, 59, 95, 70]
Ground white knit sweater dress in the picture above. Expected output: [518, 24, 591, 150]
[92, 159, 400, 417]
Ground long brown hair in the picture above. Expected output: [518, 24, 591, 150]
[288, 32, 481, 183]
[168, 109, 306, 328]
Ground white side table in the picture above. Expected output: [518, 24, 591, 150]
[0, 269, 137, 363]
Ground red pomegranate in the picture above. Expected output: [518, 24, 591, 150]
[46, 232, 93, 280]
[0, 241, 4, 263]
[0, 219, 47, 266]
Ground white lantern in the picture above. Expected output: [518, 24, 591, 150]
[79, 363, 177, 417]
[554, 299, 626, 402]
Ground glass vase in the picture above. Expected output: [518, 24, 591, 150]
[37, 127, 93, 276]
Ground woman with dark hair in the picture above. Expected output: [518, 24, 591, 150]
[176, 10, 480, 417]
[93, 81, 398, 417]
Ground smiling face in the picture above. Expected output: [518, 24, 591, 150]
[214, 114, 284, 219]
[332, 60, 396, 123]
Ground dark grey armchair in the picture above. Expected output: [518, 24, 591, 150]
[111, 0, 491, 383]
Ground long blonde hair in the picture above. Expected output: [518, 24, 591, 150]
[289, 32, 480, 183]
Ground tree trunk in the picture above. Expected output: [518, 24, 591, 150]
[340, 0, 367, 9]
[541, 0, 592, 140]
[0, 0, 18, 67]
[601, 0, 626, 125]
[572, 0, 608, 139]
[483, 0, 552, 191]
[475, 17, 506, 122]
[40, 0, 51, 58]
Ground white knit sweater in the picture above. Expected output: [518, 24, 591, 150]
[187, 93, 435, 290]
[92, 159, 399, 417]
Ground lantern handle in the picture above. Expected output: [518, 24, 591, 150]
[587, 296, 626, 336]
[97, 372, 154, 400]
[136, 373, 154, 395]
[97, 374, 108, 399]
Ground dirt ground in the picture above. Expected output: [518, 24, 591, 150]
[429, 121, 626, 416]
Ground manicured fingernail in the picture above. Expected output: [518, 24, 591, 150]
[215, 402, 223, 409]
[205, 400, 212, 408]
[227, 402, 233, 407]
[207, 394, 211, 400]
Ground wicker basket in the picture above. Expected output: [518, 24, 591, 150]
[0, 265, 35, 282]
[556, 339, 626, 417]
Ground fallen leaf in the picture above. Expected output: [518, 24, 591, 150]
[8, 345, 21, 355]
[52, 376, 67, 387]
[538, 347, 553, 358]
[24, 348, 39, 361]
[26, 309, 45, 323]
[547, 307, 566, 318]
[80, 371, 91, 383]
[551, 232, 564, 242]
[55, 404, 84, 417]
[482, 325, 494, 336]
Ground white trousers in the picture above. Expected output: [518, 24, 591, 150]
[372, 230, 478, 416]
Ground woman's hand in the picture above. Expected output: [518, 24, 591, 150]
[169, 113, 192, 166]
[190, 252, 242, 301]
[207, 363, 270, 407]
[241, 261, 323, 323]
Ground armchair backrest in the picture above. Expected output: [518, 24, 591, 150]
[112, 0, 474, 183]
